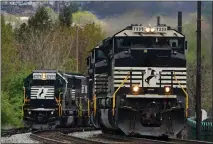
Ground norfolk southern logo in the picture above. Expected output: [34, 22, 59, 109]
[37, 87, 47, 99]
[145, 68, 159, 85]
[39, 88, 44, 97]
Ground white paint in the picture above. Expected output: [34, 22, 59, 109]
[126, 94, 177, 98]
[30, 108, 55, 111]
[114, 84, 186, 88]
[31, 86, 54, 99]
[114, 67, 186, 70]
[201, 109, 208, 121]
[132, 26, 167, 33]
[113, 67, 187, 88]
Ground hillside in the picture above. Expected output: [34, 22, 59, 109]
[82, 1, 211, 18]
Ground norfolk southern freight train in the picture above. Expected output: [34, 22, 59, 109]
[22, 70, 89, 130]
[86, 12, 188, 138]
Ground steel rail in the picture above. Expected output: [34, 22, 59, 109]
[100, 133, 212, 144]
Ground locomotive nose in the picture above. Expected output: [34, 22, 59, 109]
[37, 114, 45, 122]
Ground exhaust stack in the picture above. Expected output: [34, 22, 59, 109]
[178, 11, 182, 33]
[157, 16, 160, 26]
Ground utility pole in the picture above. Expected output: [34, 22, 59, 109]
[196, 1, 202, 141]
[76, 25, 79, 72]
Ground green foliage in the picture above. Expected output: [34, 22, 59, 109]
[45, 6, 59, 23]
[1, 15, 34, 127]
[2, 6, 104, 127]
[183, 15, 212, 115]
[28, 6, 53, 31]
[59, 4, 79, 27]
[1, 15, 20, 90]
[1, 92, 20, 127]
[1, 71, 31, 127]
[72, 11, 107, 29]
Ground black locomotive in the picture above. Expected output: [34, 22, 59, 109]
[87, 12, 188, 138]
[22, 70, 89, 130]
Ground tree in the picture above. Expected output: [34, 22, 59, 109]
[28, 6, 52, 31]
[1, 16, 32, 127]
[72, 11, 106, 28]
[59, 4, 79, 27]
[1, 15, 21, 90]
[182, 14, 212, 115]
[45, 6, 59, 23]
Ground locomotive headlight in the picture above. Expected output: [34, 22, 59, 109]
[145, 27, 150, 32]
[151, 28, 155, 32]
[164, 86, 171, 93]
[133, 86, 139, 92]
[28, 111, 31, 114]
[51, 111, 54, 115]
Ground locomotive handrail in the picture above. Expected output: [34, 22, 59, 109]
[59, 92, 62, 116]
[22, 86, 30, 117]
[22, 87, 26, 117]
[88, 99, 90, 117]
[173, 72, 188, 118]
[93, 95, 97, 116]
[55, 92, 62, 116]
[112, 72, 130, 116]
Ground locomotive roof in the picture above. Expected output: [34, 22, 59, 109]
[86, 24, 185, 56]
[114, 25, 184, 38]
[63, 73, 86, 79]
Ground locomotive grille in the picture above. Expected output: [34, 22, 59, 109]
[30, 86, 55, 99]
[113, 67, 186, 88]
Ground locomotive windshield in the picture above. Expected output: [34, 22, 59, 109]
[116, 37, 184, 49]
[31, 80, 55, 86]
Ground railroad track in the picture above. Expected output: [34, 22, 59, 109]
[1, 126, 99, 137]
[30, 129, 130, 144]
[99, 133, 213, 144]
[31, 128, 212, 144]
[55, 127, 100, 134]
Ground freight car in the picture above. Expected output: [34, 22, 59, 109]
[22, 70, 89, 130]
[87, 12, 188, 138]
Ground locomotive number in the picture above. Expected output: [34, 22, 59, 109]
[33, 74, 41, 79]
[156, 27, 167, 33]
[132, 26, 144, 32]
[46, 75, 56, 79]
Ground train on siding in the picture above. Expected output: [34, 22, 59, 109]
[22, 70, 89, 130]
[86, 12, 188, 138]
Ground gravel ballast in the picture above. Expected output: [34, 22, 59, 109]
[68, 130, 102, 139]
[1, 132, 39, 143]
